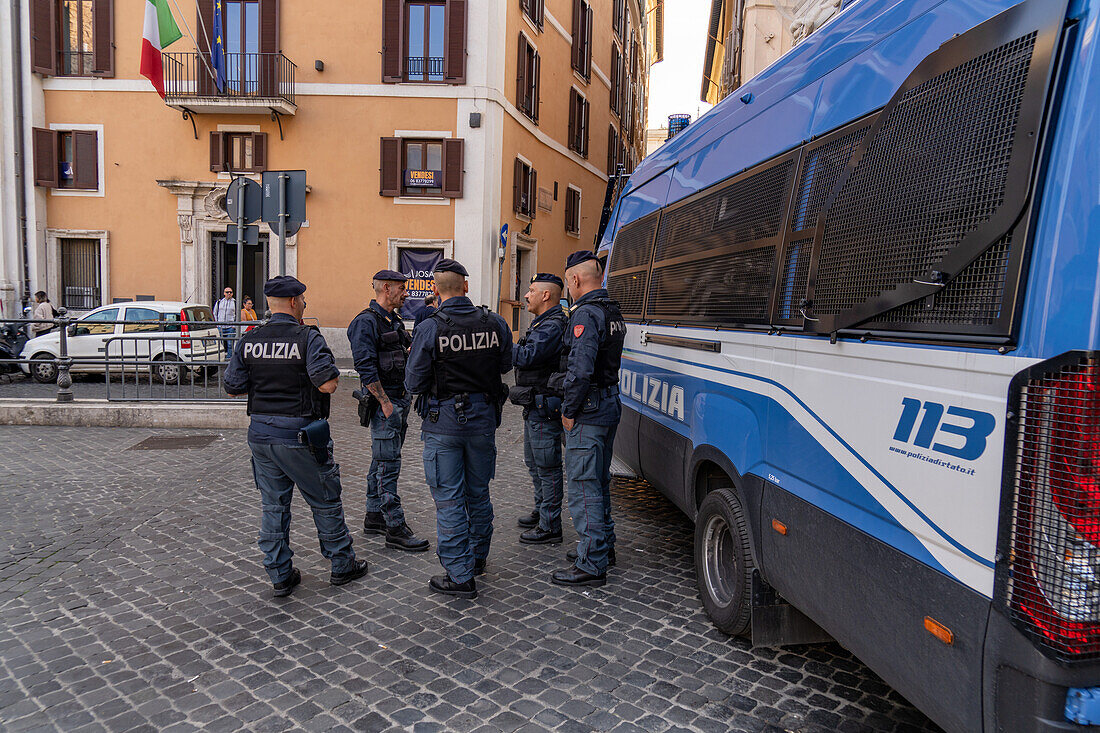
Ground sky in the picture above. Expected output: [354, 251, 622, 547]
[647, 0, 715, 129]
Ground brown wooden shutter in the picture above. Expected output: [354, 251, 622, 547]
[529, 168, 537, 219]
[91, 0, 114, 77]
[30, 0, 56, 75]
[209, 132, 225, 172]
[610, 47, 619, 114]
[513, 159, 523, 213]
[607, 126, 617, 175]
[581, 98, 589, 157]
[564, 188, 573, 233]
[568, 88, 577, 151]
[196, 0, 215, 95]
[570, 0, 582, 73]
[532, 52, 540, 123]
[32, 128, 58, 187]
[516, 35, 527, 110]
[382, 0, 402, 83]
[444, 0, 467, 83]
[258, 0, 279, 96]
[73, 131, 99, 190]
[583, 5, 593, 78]
[251, 133, 268, 172]
[535, 0, 544, 29]
[442, 139, 464, 198]
[380, 137, 402, 197]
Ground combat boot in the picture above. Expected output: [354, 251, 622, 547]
[363, 511, 386, 535]
[385, 522, 430, 552]
[429, 574, 477, 599]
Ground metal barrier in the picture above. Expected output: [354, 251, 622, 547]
[0, 316, 262, 403]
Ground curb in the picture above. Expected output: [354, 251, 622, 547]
[0, 398, 248, 429]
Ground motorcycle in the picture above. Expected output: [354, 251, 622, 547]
[0, 320, 29, 375]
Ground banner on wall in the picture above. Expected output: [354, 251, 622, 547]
[399, 248, 443, 319]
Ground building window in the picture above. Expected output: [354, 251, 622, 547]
[222, 0, 261, 94]
[209, 132, 268, 173]
[32, 127, 99, 190]
[58, 0, 93, 75]
[570, 0, 592, 81]
[564, 186, 581, 235]
[380, 137, 464, 198]
[60, 238, 102, 310]
[568, 88, 589, 158]
[517, 35, 540, 123]
[610, 45, 622, 116]
[383, 0, 466, 84]
[31, 0, 112, 77]
[520, 0, 543, 30]
[513, 159, 536, 219]
[613, 0, 626, 41]
[607, 126, 619, 176]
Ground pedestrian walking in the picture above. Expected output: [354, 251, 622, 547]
[405, 258, 512, 599]
[223, 275, 367, 597]
[553, 251, 626, 588]
[214, 286, 237, 355]
[510, 274, 569, 545]
[347, 270, 430, 552]
[414, 294, 438, 328]
[242, 296, 259, 332]
[31, 291, 57, 335]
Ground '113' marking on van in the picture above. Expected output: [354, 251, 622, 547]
[620, 369, 685, 422]
[892, 398, 995, 461]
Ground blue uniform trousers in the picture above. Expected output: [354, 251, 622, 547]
[366, 396, 409, 526]
[422, 432, 496, 584]
[524, 415, 563, 533]
[249, 441, 357, 583]
[564, 422, 618, 574]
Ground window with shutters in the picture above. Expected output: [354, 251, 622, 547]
[568, 88, 589, 158]
[383, 0, 466, 84]
[565, 186, 581, 235]
[514, 159, 536, 219]
[520, 0, 543, 30]
[570, 0, 592, 81]
[610, 45, 622, 116]
[209, 131, 267, 173]
[58, 0, 92, 75]
[33, 127, 99, 191]
[32, 0, 112, 77]
[517, 34, 539, 123]
[613, 0, 625, 40]
[403, 139, 443, 196]
[607, 126, 619, 176]
[406, 2, 445, 81]
[379, 137, 464, 199]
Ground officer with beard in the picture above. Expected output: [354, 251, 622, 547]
[347, 270, 430, 552]
[405, 259, 512, 599]
[224, 276, 367, 597]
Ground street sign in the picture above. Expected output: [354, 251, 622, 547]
[261, 170, 306, 225]
[500, 224, 508, 247]
[227, 224, 259, 245]
[224, 177, 262, 223]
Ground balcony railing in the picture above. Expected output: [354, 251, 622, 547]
[405, 56, 445, 81]
[162, 52, 296, 112]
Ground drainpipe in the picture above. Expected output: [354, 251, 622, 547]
[11, 0, 30, 311]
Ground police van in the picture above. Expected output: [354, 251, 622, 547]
[600, 0, 1100, 730]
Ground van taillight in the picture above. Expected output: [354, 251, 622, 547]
[1005, 354, 1100, 662]
[180, 311, 191, 349]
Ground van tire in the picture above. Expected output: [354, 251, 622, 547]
[153, 354, 181, 385]
[31, 353, 58, 384]
[694, 488, 755, 636]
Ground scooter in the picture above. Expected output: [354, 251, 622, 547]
[0, 315, 29, 375]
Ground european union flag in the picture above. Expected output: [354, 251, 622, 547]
[211, 0, 227, 93]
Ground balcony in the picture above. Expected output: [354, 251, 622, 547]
[162, 52, 297, 115]
[405, 56, 445, 82]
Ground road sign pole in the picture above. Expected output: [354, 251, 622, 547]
[278, 173, 287, 276]
[235, 176, 245, 338]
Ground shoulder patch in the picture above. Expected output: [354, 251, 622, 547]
[573, 324, 585, 338]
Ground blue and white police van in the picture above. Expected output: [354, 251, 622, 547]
[599, 0, 1100, 730]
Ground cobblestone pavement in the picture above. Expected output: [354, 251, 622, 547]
[0, 378, 941, 732]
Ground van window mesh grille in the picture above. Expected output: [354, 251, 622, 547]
[609, 215, 658, 271]
[607, 271, 647, 315]
[777, 238, 813, 320]
[813, 32, 1037, 317]
[791, 126, 868, 232]
[647, 246, 776, 323]
[652, 161, 792, 262]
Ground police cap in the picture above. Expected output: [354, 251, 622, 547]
[565, 250, 601, 270]
[433, 258, 469, 277]
[531, 273, 564, 289]
[373, 269, 408, 282]
[263, 275, 306, 297]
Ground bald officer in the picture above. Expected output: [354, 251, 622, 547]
[224, 275, 367, 597]
[405, 258, 512, 599]
[553, 251, 626, 588]
[347, 270, 430, 552]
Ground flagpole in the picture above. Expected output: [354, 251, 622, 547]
[168, 0, 218, 82]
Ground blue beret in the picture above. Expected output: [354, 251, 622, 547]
[373, 269, 407, 282]
[433, 258, 469, 277]
[566, 250, 601, 270]
[263, 275, 306, 297]
[532, 273, 564, 289]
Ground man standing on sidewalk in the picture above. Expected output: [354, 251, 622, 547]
[347, 270, 430, 553]
[224, 276, 367, 597]
[405, 259, 512, 599]
[214, 286, 237, 356]
[510, 274, 568, 545]
[553, 251, 626, 588]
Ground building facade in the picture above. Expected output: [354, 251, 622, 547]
[0, 0, 658, 343]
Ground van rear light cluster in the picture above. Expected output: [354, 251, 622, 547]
[1004, 353, 1100, 662]
[180, 310, 191, 349]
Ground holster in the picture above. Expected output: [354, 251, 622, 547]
[508, 385, 536, 407]
[297, 418, 331, 463]
[352, 389, 379, 427]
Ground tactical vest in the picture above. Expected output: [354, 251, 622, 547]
[514, 308, 568, 390]
[560, 297, 626, 388]
[429, 306, 506, 399]
[239, 321, 330, 418]
[357, 306, 412, 390]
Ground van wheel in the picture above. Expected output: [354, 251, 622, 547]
[31, 354, 58, 384]
[153, 354, 181, 385]
[695, 488, 755, 636]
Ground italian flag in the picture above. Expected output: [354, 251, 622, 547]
[140, 0, 183, 99]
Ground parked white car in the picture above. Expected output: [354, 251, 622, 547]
[19, 302, 225, 385]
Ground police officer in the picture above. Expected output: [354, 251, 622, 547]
[347, 270, 430, 552]
[405, 258, 512, 599]
[224, 276, 368, 597]
[552, 251, 626, 588]
[510, 274, 568, 545]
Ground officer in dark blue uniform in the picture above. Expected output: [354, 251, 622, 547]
[224, 276, 368, 597]
[347, 270, 430, 552]
[509, 273, 568, 545]
[405, 258, 512, 599]
[552, 251, 626, 588]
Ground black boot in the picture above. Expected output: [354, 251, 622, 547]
[566, 547, 616, 566]
[330, 559, 369, 586]
[363, 512, 385, 535]
[520, 527, 563, 545]
[517, 510, 539, 529]
[385, 523, 430, 552]
[272, 568, 301, 598]
[474, 558, 487, 576]
[429, 574, 477, 599]
[551, 566, 606, 588]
